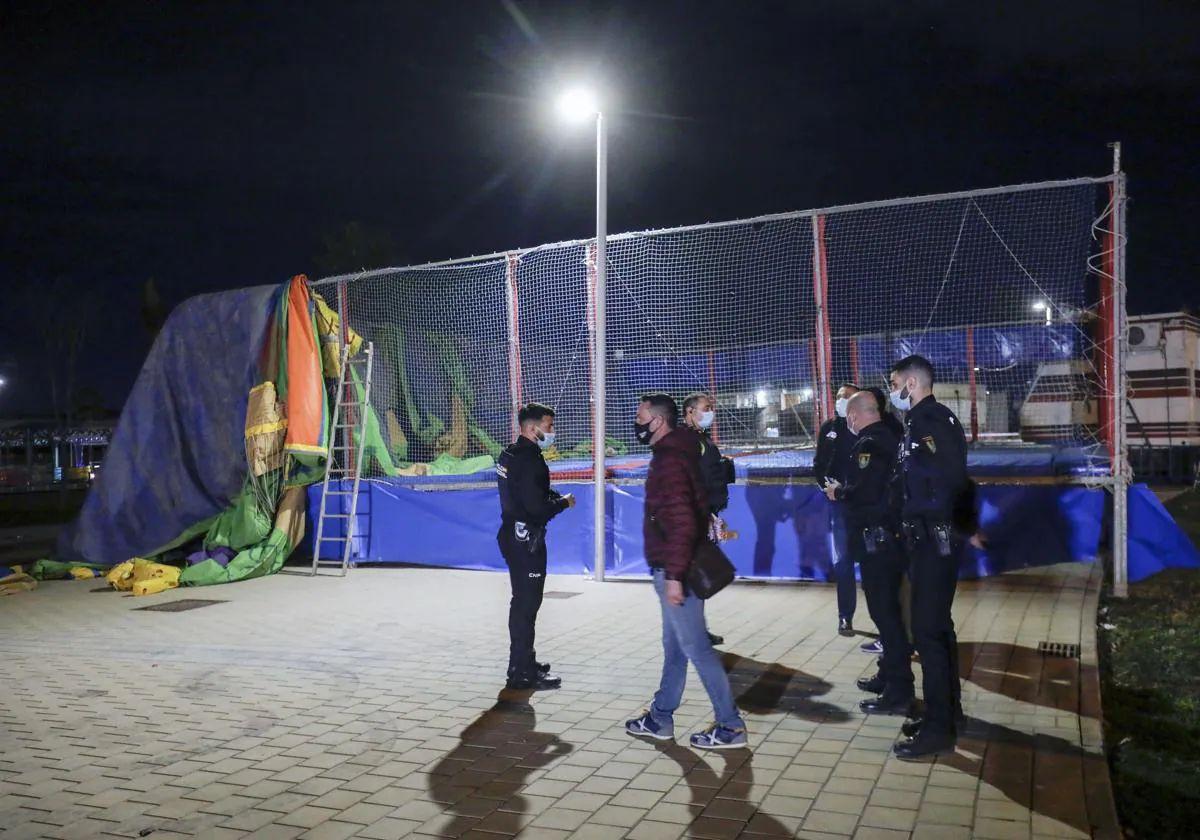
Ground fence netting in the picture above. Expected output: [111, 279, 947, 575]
[312, 177, 1118, 477]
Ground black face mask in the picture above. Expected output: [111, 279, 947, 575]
[633, 420, 654, 444]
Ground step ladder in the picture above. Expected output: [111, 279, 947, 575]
[312, 341, 374, 576]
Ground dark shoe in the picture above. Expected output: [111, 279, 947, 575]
[707, 632, 725, 647]
[537, 661, 551, 675]
[893, 730, 956, 761]
[902, 709, 966, 739]
[505, 673, 561, 691]
[860, 639, 883, 654]
[838, 618, 854, 637]
[856, 673, 886, 694]
[859, 694, 914, 716]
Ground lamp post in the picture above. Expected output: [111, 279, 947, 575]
[557, 87, 607, 582]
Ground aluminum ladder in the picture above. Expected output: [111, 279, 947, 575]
[312, 341, 373, 575]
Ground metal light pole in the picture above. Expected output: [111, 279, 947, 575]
[556, 88, 607, 582]
[593, 110, 607, 582]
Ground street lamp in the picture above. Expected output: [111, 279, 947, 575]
[1031, 300, 1052, 327]
[557, 85, 607, 582]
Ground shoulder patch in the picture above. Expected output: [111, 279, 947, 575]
[922, 435, 936, 454]
[857, 452, 871, 469]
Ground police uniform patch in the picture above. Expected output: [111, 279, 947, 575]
[857, 452, 871, 469]
[922, 435, 936, 453]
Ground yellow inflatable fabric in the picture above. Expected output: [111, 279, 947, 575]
[106, 559, 181, 595]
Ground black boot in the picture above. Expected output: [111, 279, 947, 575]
[859, 693, 914, 716]
[856, 672, 886, 694]
[506, 672, 561, 691]
[707, 632, 725, 647]
[838, 617, 854, 637]
[893, 729, 956, 760]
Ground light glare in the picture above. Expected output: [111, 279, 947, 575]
[556, 87, 599, 122]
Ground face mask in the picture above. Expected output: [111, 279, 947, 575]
[889, 386, 911, 412]
[696, 410, 715, 430]
[835, 397, 849, 418]
[535, 431, 556, 450]
[633, 419, 654, 444]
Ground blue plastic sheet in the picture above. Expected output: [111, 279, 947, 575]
[1128, 483, 1200, 582]
[58, 285, 280, 565]
[310, 478, 1109, 580]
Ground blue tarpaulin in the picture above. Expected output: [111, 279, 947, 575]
[1128, 483, 1200, 582]
[58, 285, 280, 566]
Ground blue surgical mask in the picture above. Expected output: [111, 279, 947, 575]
[697, 410, 715, 430]
[889, 387, 911, 412]
[835, 397, 849, 418]
[536, 431, 556, 450]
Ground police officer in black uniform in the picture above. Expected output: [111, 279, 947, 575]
[496, 403, 574, 690]
[814, 383, 861, 636]
[825, 391, 915, 715]
[682, 392, 734, 647]
[887, 355, 969, 759]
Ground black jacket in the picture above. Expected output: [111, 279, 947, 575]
[833, 421, 899, 529]
[814, 416, 856, 488]
[697, 431, 732, 514]
[496, 436, 568, 527]
[897, 395, 969, 521]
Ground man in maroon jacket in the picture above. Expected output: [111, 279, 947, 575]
[624, 393, 748, 750]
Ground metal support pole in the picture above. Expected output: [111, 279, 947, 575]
[1110, 141, 1129, 597]
[811, 215, 833, 422]
[505, 253, 522, 440]
[593, 111, 607, 582]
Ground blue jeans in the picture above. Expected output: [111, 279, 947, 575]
[830, 505, 857, 620]
[649, 570, 745, 731]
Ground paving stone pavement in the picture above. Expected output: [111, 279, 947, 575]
[0, 563, 1120, 839]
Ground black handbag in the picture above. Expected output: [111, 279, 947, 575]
[687, 537, 736, 600]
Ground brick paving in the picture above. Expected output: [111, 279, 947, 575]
[0, 563, 1119, 839]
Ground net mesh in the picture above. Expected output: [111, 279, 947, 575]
[312, 177, 1119, 477]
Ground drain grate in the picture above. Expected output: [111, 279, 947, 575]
[136, 599, 227, 613]
[543, 591, 581, 599]
[1038, 641, 1080, 659]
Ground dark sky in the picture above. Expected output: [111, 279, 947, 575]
[3, 0, 1198, 415]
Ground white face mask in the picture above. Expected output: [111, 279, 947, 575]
[889, 387, 911, 412]
[696, 410, 715, 429]
[835, 397, 849, 418]
[536, 430, 556, 450]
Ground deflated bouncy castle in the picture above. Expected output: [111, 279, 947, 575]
[54, 277, 346, 588]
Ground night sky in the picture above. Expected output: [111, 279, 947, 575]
[3, 1, 1198, 416]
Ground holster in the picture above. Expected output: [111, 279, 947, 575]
[862, 526, 892, 556]
[514, 521, 544, 555]
[902, 518, 954, 558]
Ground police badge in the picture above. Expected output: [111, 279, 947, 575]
[858, 452, 871, 469]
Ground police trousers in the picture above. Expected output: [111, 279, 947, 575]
[904, 520, 962, 734]
[498, 521, 548, 680]
[852, 525, 913, 697]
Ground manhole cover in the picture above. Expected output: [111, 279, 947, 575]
[543, 591, 581, 599]
[1038, 641, 1079, 658]
[135, 599, 227, 612]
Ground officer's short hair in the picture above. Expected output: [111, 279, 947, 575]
[682, 392, 710, 414]
[890, 355, 935, 387]
[518, 403, 555, 426]
[837, 382, 860, 393]
[640, 393, 678, 427]
[866, 386, 889, 414]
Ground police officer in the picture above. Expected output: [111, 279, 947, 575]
[888, 355, 968, 759]
[814, 382, 861, 636]
[496, 403, 575, 690]
[824, 392, 914, 714]
[682, 392, 734, 647]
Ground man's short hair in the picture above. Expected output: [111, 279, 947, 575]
[837, 382, 860, 393]
[890, 355, 935, 387]
[682, 392, 710, 414]
[518, 403, 555, 426]
[640, 392, 679, 427]
[866, 386, 889, 415]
